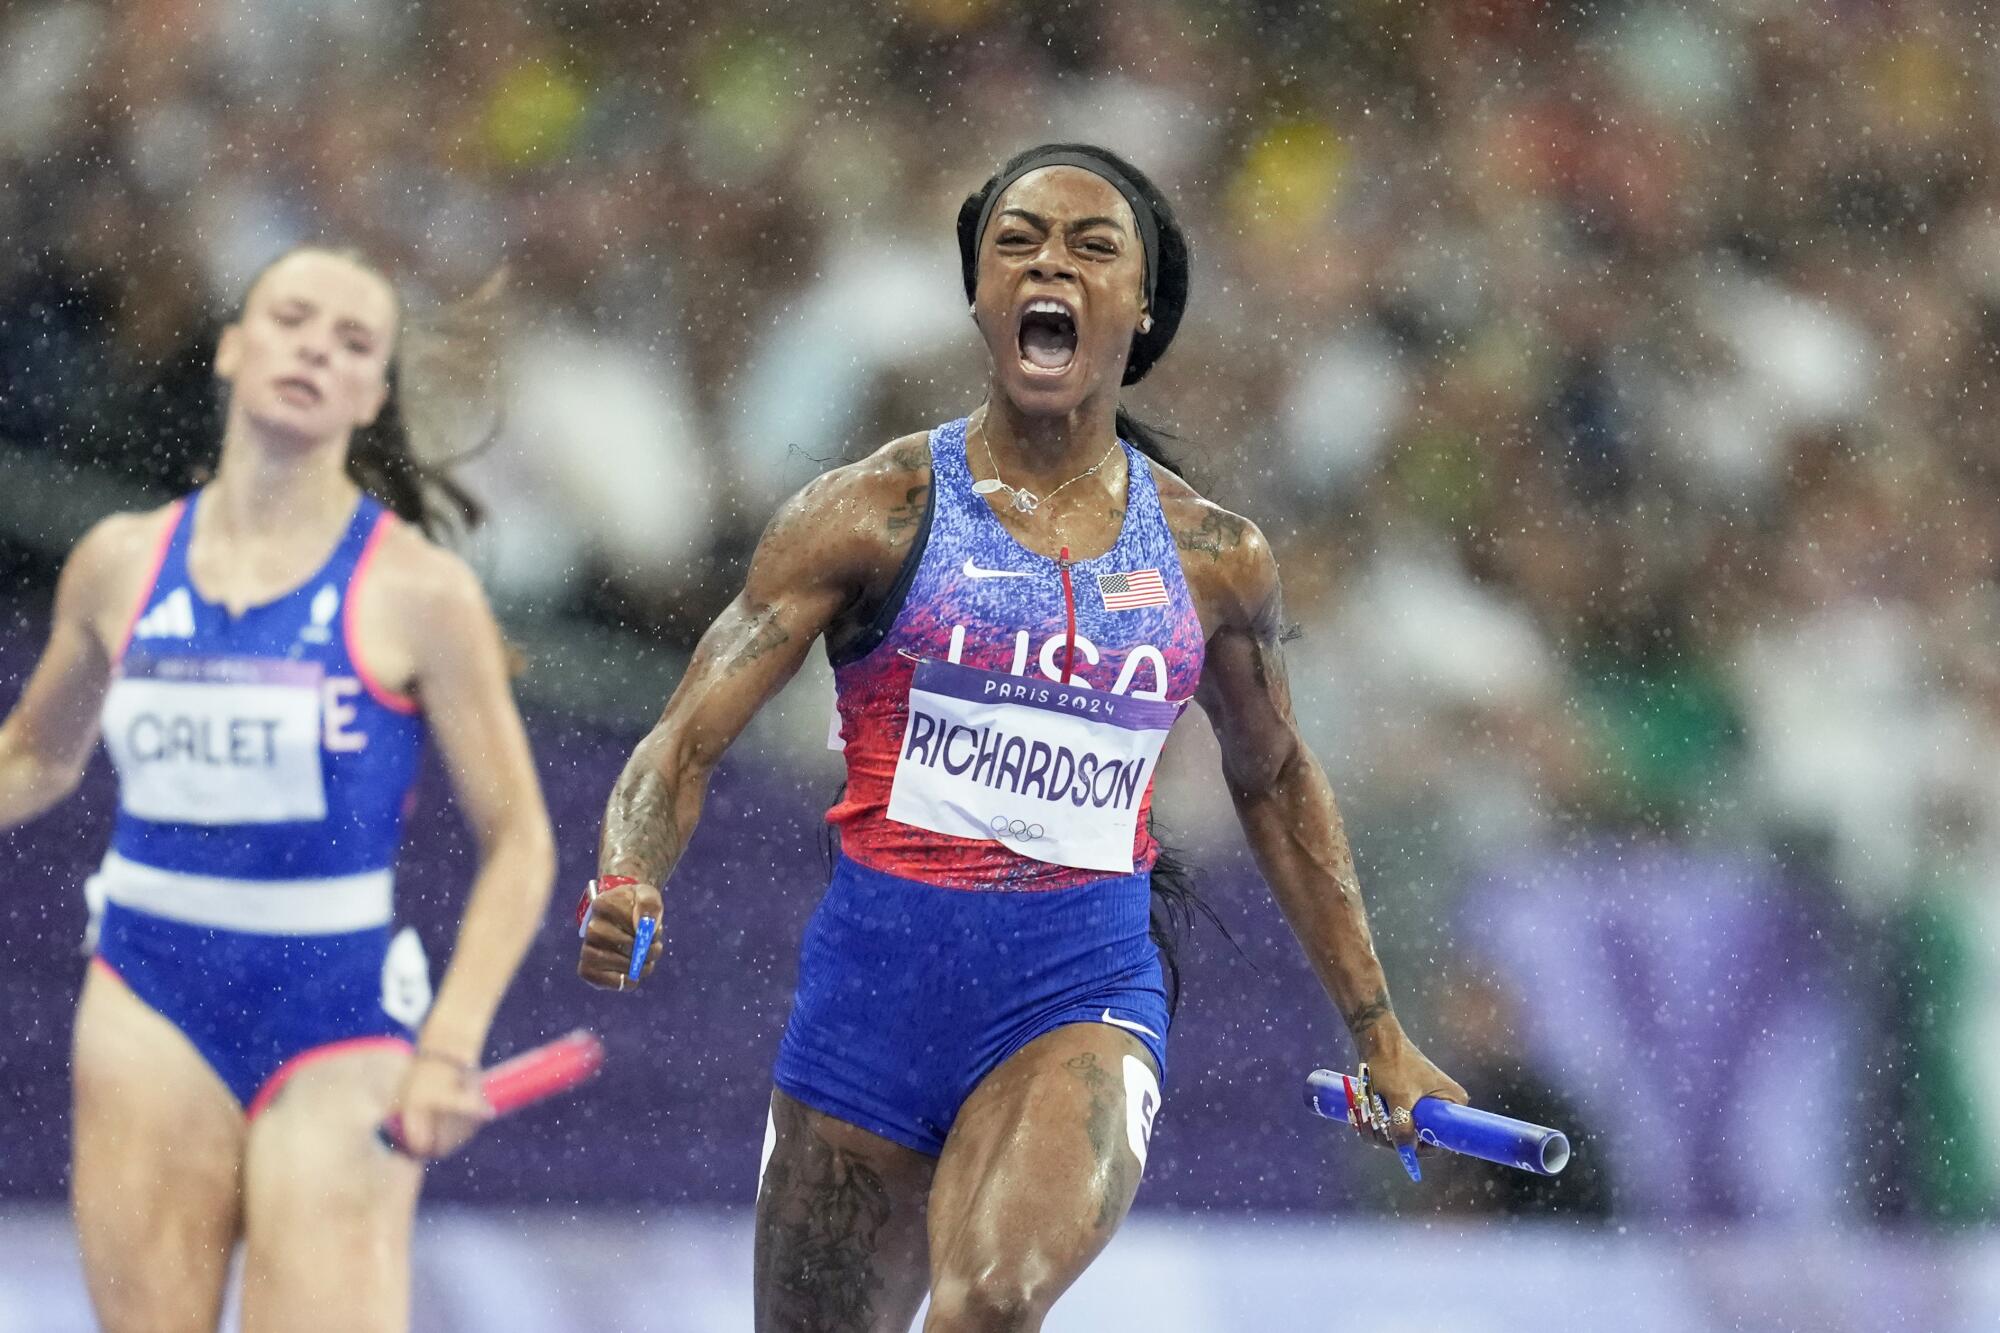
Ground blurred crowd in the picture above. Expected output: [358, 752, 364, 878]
[3, 0, 1998, 1222]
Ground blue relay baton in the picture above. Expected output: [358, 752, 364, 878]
[627, 916, 658, 983]
[1305, 1068, 1571, 1177]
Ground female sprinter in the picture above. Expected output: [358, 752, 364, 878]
[579, 144, 1466, 1331]
[0, 247, 555, 1332]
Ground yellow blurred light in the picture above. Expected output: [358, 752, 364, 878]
[484, 59, 589, 167]
[1229, 121, 1347, 240]
[1870, 38, 1967, 135]
[899, 0, 998, 29]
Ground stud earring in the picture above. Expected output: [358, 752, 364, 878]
[1139, 316, 1154, 333]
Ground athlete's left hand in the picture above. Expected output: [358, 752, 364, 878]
[390, 1054, 495, 1159]
[1358, 1033, 1468, 1153]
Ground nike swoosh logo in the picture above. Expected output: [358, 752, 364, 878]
[1100, 1009, 1161, 1042]
[962, 558, 1035, 580]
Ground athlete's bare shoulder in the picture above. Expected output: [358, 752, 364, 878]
[362, 514, 483, 607]
[1145, 463, 1277, 635]
[63, 501, 187, 647]
[809, 430, 933, 533]
[856, 430, 935, 483]
[343, 513, 502, 696]
[71, 503, 180, 578]
[761, 430, 934, 591]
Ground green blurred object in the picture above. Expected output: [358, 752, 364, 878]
[1573, 655, 1739, 827]
[692, 33, 809, 169]
[1903, 886, 1997, 1222]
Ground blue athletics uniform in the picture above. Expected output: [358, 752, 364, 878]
[775, 418, 1206, 1154]
[89, 491, 429, 1115]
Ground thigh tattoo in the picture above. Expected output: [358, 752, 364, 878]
[756, 1108, 897, 1333]
[1064, 1051, 1147, 1230]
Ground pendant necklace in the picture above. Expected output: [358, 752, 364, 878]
[967, 416, 1112, 686]
[970, 419, 1119, 519]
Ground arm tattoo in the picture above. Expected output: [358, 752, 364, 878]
[1245, 585, 1293, 705]
[605, 603, 789, 878]
[1175, 508, 1247, 564]
[1343, 986, 1393, 1039]
[884, 483, 928, 545]
[728, 604, 791, 675]
[602, 766, 683, 884]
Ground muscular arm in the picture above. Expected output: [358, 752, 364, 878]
[1177, 494, 1464, 1129]
[596, 587, 824, 888]
[582, 440, 928, 989]
[0, 514, 157, 829]
[1188, 519, 1404, 1054]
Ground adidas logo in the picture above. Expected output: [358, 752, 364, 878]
[132, 588, 194, 640]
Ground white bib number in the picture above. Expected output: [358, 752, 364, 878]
[885, 658, 1181, 873]
[380, 926, 433, 1027]
[103, 657, 329, 825]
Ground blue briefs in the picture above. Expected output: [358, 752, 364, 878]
[94, 901, 417, 1114]
[773, 854, 1170, 1156]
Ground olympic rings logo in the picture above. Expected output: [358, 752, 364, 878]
[989, 815, 1046, 842]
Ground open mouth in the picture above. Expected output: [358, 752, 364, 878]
[275, 376, 323, 407]
[1017, 298, 1078, 376]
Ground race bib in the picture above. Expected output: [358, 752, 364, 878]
[102, 656, 329, 825]
[885, 658, 1181, 873]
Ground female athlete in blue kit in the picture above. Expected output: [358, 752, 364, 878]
[579, 144, 1466, 1331]
[0, 247, 555, 1332]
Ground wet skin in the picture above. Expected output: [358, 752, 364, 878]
[581, 165, 1465, 1331]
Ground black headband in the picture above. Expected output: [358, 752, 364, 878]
[971, 148, 1160, 310]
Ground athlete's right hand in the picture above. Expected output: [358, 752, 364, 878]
[576, 878, 665, 991]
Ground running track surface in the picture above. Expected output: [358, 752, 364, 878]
[0, 1209, 1981, 1332]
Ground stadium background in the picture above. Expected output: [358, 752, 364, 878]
[1, 0, 1996, 1327]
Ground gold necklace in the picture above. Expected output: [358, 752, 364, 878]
[969, 418, 1119, 519]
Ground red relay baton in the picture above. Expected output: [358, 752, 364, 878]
[379, 1029, 606, 1153]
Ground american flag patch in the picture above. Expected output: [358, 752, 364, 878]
[1097, 568, 1169, 611]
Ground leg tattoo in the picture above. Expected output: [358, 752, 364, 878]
[757, 1110, 899, 1332]
[1063, 1052, 1134, 1232]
